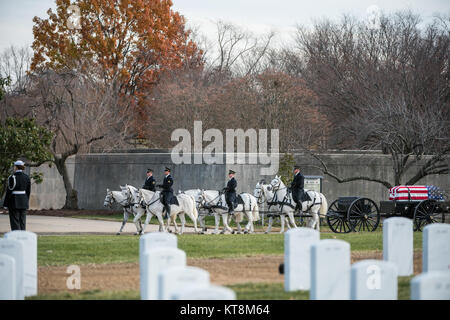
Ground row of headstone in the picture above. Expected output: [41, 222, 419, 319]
[410, 223, 450, 300]
[284, 219, 450, 300]
[139, 232, 236, 300]
[0, 230, 38, 300]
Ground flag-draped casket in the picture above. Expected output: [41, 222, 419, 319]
[389, 185, 444, 201]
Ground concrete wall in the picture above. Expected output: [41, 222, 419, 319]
[29, 152, 449, 210]
[28, 156, 75, 210]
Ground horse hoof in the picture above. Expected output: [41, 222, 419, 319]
[116, 233, 121, 236]
[244, 230, 248, 234]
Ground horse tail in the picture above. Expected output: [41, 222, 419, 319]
[319, 193, 328, 217]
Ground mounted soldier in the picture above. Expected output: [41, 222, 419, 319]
[157, 167, 174, 219]
[2, 160, 31, 231]
[289, 165, 305, 212]
[224, 169, 237, 215]
[142, 168, 156, 191]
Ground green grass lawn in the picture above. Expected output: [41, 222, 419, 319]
[37, 231, 423, 266]
[29, 277, 414, 300]
[35, 231, 423, 300]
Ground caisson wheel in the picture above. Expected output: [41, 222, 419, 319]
[326, 199, 352, 233]
[413, 200, 444, 232]
[347, 198, 380, 232]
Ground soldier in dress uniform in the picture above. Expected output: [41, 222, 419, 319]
[289, 165, 305, 212]
[224, 170, 237, 215]
[157, 167, 173, 218]
[142, 169, 156, 191]
[2, 160, 31, 231]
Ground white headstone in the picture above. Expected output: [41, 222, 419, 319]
[158, 266, 210, 300]
[171, 285, 236, 300]
[383, 217, 413, 276]
[310, 239, 351, 300]
[411, 271, 450, 300]
[140, 247, 186, 300]
[139, 232, 177, 258]
[0, 238, 24, 300]
[4, 231, 38, 296]
[284, 228, 320, 291]
[350, 259, 398, 300]
[423, 223, 450, 273]
[0, 254, 16, 300]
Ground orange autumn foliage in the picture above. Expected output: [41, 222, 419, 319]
[31, 0, 203, 134]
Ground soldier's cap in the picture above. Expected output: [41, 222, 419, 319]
[147, 169, 153, 173]
[164, 167, 171, 172]
[14, 160, 25, 166]
[228, 170, 236, 174]
[293, 165, 300, 170]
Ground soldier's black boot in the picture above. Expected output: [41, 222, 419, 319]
[164, 204, 170, 219]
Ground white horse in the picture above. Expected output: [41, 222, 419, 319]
[136, 188, 200, 234]
[120, 184, 165, 234]
[103, 188, 142, 235]
[200, 190, 260, 234]
[179, 189, 209, 234]
[254, 176, 328, 233]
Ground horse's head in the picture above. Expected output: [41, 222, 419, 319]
[270, 175, 283, 190]
[104, 188, 113, 207]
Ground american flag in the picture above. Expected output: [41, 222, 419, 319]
[389, 185, 444, 201]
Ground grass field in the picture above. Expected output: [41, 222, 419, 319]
[37, 231, 423, 266]
[33, 230, 423, 300]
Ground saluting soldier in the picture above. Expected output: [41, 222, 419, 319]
[224, 170, 237, 215]
[2, 160, 31, 231]
[157, 167, 173, 218]
[290, 165, 305, 212]
[142, 169, 156, 191]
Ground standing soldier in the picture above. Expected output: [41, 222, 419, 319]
[142, 169, 156, 191]
[157, 167, 173, 219]
[290, 165, 305, 212]
[224, 170, 237, 215]
[2, 160, 31, 231]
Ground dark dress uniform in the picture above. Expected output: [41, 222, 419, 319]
[290, 171, 305, 210]
[225, 176, 237, 214]
[3, 170, 31, 230]
[143, 175, 156, 191]
[158, 173, 174, 217]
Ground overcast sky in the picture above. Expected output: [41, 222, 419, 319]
[0, 0, 448, 52]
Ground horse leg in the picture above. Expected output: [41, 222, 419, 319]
[280, 214, 286, 233]
[288, 212, 297, 229]
[134, 210, 144, 235]
[118, 209, 129, 235]
[245, 214, 253, 234]
[211, 212, 219, 234]
[155, 212, 166, 233]
[171, 213, 179, 234]
[222, 213, 233, 234]
[265, 216, 274, 234]
[198, 214, 206, 233]
[179, 213, 186, 235]
[236, 220, 242, 234]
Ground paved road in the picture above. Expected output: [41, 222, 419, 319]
[0, 214, 200, 235]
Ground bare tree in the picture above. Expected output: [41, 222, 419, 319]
[207, 20, 275, 77]
[26, 66, 132, 208]
[0, 45, 32, 94]
[293, 12, 449, 188]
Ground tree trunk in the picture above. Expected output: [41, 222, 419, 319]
[54, 156, 78, 209]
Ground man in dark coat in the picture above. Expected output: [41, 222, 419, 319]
[3, 160, 31, 231]
[290, 165, 304, 212]
[157, 167, 173, 218]
[224, 170, 237, 215]
[142, 169, 156, 191]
